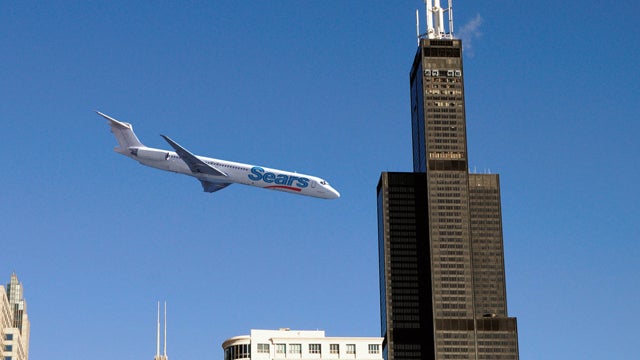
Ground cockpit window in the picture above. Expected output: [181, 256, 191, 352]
[320, 180, 327, 185]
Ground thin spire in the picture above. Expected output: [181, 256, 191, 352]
[154, 301, 168, 360]
[163, 301, 167, 358]
[156, 302, 160, 358]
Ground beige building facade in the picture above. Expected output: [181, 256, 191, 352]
[1, 273, 30, 360]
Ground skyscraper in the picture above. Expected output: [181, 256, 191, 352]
[377, 2, 519, 359]
[1, 273, 30, 360]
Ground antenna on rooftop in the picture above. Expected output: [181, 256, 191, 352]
[448, 0, 455, 37]
[154, 301, 168, 360]
[156, 302, 160, 359]
[416, 9, 420, 44]
[417, 0, 455, 41]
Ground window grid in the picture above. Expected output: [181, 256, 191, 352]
[289, 344, 302, 354]
[346, 344, 356, 354]
[309, 343, 321, 354]
[257, 343, 270, 353]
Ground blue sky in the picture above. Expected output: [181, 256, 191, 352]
[2, 1, 639, 359]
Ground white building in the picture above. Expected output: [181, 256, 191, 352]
[222, 329, 383, 360]
[0, 273, 30, 360]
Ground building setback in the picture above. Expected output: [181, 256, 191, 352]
[377, 3, 519, 359]
[1, 273, 30, 360]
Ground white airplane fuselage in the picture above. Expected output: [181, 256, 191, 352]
[130, 146, 339, 199]
[98, 112, 340, 199]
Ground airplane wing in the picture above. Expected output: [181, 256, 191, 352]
[160, 135, 228, 177]
[200, 180, 232, 193]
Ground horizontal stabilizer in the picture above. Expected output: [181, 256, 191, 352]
[161, 135, 227, 177]
[96, 111, 144, 153]
[96, 111, 130, 129]
[200, 181, 232, 193]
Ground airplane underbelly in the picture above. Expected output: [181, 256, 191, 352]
[168, 160, 188, 173]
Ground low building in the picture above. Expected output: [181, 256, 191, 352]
[222, 329, 383, 360]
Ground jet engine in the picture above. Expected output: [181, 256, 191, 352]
[129, 147, 169, 161]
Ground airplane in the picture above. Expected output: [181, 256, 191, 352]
[97, 111, 340, 199]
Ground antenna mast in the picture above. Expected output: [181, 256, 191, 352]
[417, 0, 454, 41]
[448, 0, 454, 37]
[416, 9, 420, 44]
[154, 301, 168, 360]
[156, 302, 160, 359]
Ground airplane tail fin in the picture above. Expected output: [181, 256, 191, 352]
[96, 111, 144, 155]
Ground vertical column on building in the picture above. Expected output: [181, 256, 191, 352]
[469, 174, 519, 359]
[411, 38, 479, 359]
[378, 172, 434, 360]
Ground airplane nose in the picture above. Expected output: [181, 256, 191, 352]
[331, 188, 340, 199]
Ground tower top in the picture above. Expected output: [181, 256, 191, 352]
[416, 0, 454, 42]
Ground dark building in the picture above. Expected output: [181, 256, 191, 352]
[378, 172, 433, 360]
[377, 5, 519, 360]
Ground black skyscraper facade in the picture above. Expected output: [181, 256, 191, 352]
[377, 35, 519, 360]
[378, 172, 433, 360]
